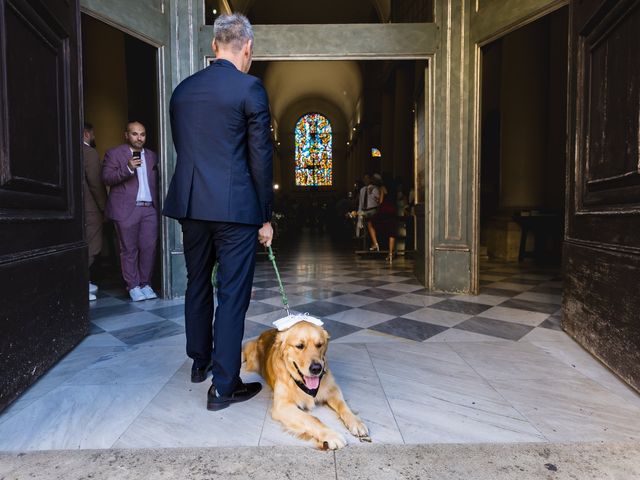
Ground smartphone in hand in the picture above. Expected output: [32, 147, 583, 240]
[130, 151, 142, 169]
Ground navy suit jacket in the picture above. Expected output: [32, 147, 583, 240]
[163, 59, 273, 226]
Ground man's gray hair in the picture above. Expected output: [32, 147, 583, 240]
[213, 14, 254, 51]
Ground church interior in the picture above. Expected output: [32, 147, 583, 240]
[2, 1, 639, 474]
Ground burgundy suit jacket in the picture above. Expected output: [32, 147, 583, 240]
[102, 144, 158, 222]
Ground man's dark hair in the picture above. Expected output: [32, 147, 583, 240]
[84, 122, 93, 131]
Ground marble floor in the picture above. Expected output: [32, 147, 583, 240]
[1, 234, 640, 451]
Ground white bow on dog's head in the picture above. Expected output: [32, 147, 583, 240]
[273, 313, 324, 331]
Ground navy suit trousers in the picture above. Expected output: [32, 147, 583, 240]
[180, 219, 258, 395]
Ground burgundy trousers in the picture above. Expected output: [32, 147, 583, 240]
[113, 206, 158, 291]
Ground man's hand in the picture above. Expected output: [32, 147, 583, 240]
[258, 222, 273, 247]
[128, 158, 142, 170]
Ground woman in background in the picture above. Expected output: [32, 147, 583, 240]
[370, 176, 399, 262]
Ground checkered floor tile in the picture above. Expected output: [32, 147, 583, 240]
[88, 241, 562, 345]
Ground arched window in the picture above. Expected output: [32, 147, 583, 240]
[295, 113, 332, 187]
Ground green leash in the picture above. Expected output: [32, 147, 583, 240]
[268, 246, 290, 315]
[211, 246, 290, 315]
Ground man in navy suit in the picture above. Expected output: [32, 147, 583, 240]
[163, 14, 273, 411]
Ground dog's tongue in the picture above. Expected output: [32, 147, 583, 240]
[304, 375, 320, 390]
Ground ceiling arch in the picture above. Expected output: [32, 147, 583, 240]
[262, 61, 363, 138]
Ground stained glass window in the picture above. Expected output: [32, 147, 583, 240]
[295, 113, 332, 187]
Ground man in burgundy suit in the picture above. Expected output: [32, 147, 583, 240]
[102, 121, 159, 302]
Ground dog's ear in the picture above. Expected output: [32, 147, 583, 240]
[323, 328, 330, 342]
[272, 329, 287, 357]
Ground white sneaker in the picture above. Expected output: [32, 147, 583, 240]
[140, 285, 158, 300]
[89, 282, 98, 294]
[129, 286, 146, 302]
[89, 293, 97, 301]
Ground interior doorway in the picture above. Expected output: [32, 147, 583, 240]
[245, 59, 427, 263]
[81, 13, 162, 296]
[478, 7, 568, 269]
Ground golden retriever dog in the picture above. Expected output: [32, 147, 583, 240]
[243, 320, 369, 449]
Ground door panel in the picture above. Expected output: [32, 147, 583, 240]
[0, 0, 86, 412]
[564, 0, 640, 391]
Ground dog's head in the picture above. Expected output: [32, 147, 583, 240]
[277, 321, 330, 391]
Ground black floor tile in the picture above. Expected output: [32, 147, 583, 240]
[502, 277, 543, 286]
[369, 318, 448, 341]
[454, 316, 533, 341]
[499, 298, 559, 314]
[251, 289, 281, 300]
[90, 323, 105, 335]
[357, 288, 406, 300]
[360, 300, 421, 316]
[243, 320, 273, 339]
[529, 285, 564, 295]
[539, 316, 563, 331]
[340, 271, 374, 278]
[252, 280, 282, 289]
[428, 299, 493, 316]
[409, 289, 453, 298]
[148, 304, 185, 320]
[318, 318, 362, 340]
[299, 280, 342, 289]
[478, 287, 521, 298]
[110, 320, 184, 346]
[349, 279, 393, 288]
[299, 289, 343, 301]
[246, 301, 283, 317]
[294, 300, 352, 317]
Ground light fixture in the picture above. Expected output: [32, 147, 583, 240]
[277, 141, 281, 146]
[273, 184, 280, 190]
[352, 127, 356, 131]
[347, 141, 350, 145]
[212, 8, 217, 14]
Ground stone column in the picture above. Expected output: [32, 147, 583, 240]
[165, 0, 202, 297]
[431, 0, 474, 292]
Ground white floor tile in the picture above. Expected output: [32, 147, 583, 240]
[0, 384, 163, 450]
[114, 362, 268, 448]
[489, 376, 640, 442]
[388, 294, 446, 308]
[325, 308, 395, 328]
[447, 341, 585, 381]
[326, 294, 380, 308]
[480, 306, 549, 327]
[401, 308, 471, 327]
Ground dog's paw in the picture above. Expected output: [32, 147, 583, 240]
[320, 431, 347, 450]
[347, 417, 369, 438]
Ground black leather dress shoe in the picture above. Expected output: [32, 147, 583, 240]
[207, 381, 262, 411]
[191, 362, 211, 383]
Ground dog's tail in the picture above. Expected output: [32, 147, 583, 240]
[242, 339, 260, 373]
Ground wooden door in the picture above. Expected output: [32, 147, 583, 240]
[0, 0, 86, 411]
[564, 0, 640, 392]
